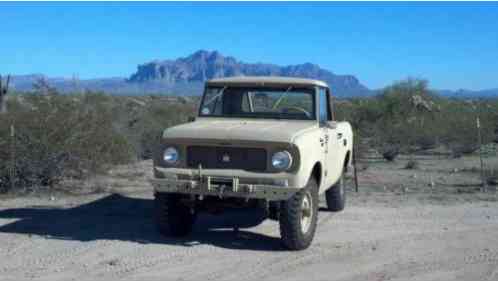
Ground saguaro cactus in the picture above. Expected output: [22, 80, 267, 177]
[0, 74, 11, 114]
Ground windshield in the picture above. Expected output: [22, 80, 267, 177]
[199, 86, 316, 120]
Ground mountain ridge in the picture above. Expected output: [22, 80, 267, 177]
[127, 50, 370, 96]
[6, 50, 498, 97]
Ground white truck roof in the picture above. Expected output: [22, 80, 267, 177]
[206, 76, 329, 88]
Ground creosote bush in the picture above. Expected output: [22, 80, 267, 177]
[118, 97, 197, 159]
[2, 77, 498, 193]
[404, 159, 419, 170]
[487, 167, 498, 186]
[0, 92, 197, 192]
[0, 93, 133, 190]
[381, 145, 400, 162]
[336, 78, 498, 161]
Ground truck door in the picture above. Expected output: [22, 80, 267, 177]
[318, 88, 342, 190]
[318, 88, 328, 191]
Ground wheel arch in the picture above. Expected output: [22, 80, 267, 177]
[343, 150, 351, 172]
[310, 162, 322, 189]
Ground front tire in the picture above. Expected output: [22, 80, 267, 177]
[325, 172, 346, 212]
[154, 192, 195, 237]
[279, 177, 319, 250]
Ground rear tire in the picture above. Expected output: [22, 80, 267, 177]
[154, 192, 195, 237]
[325, 172, 346, 212]
[279, 177, 319, 250]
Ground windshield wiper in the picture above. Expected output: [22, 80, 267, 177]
[204, 86, 227, 106]
[272, 86, 293, 110]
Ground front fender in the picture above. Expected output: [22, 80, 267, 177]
[292, 129, 325, 189]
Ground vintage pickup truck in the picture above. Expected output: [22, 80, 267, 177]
[150, 76, 353, 250]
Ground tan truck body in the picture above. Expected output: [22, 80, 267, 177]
[150, 76, 353, 200]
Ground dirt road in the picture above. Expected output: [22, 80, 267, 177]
[1, 190, 497, 280]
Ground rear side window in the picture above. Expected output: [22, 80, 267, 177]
[318, 88, 331, 124]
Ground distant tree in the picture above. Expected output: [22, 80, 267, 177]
[375, 78, 439, 160]
[33, 77, 58, 96]
[378, 78, 435, 118]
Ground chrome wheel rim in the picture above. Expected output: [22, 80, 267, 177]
[301, 192, 313, 234]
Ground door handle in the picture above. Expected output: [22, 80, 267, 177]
[337, 133, 343, 139]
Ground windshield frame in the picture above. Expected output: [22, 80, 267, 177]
[198, 85, 318, 121]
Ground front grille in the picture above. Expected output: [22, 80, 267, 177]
[187, 146, 267, 171]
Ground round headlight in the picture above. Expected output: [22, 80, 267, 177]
[271, 151, 292, 170]
[163, 147, 179, 164]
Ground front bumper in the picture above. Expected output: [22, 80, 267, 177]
[150, 173, 300, 201]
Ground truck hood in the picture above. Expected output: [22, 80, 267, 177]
[163, 118, 318, 143]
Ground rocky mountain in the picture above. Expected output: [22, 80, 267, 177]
[127, 50, 370, 97]
[437, 88, 498, 98]
[9, 50, 371, 96]
[7, 50, 498, 98]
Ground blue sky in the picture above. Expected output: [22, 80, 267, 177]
[1, 2, 497, 90]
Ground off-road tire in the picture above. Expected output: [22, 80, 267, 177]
[154, 192, 195, 237]
[279, 177, 319, 250]
[325, 172, 346, 212]
[268, 201, 280, 221]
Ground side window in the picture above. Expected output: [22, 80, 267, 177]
[327, 90, 335, 121]
[318, 88, 330, 124]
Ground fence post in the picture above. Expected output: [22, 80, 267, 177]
[477, 115, 486, 192]
[353, 139, 359, 193]
[10, 124, 15, 191]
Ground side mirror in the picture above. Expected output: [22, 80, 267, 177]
[327, 121, 338, 129]
[188, 116, 196, 122]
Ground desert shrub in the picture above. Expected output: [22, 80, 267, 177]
[335, 98, 383, 135]
[444, 99, 497, 151]
[404, 159, 419, 170]
[415, 135, 438, 150]
[113, 96, 197, 160]
[0, 93, 200, 192]
[493, 107, 498, 144]
[335, 80, 495, 159]
[486, 166, 498, 186]
[488, 176, 497, 186]
[438, 101, 490, 157]
[0, 93, 134, 191]
[380, 145, 400, 162]
[352, 78, 441, 160]
[451, 144, 479, 158]
[340, 79, 498, 160]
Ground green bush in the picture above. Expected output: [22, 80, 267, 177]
[113, 96, 197, 159]
[488, 176, 497, 186]
[380, 144, 400, 162]
[2, 80, 497, 193]
[0, 93, 134, 190]
[405, 159, 419, 170]
[336, 79, 498, 161]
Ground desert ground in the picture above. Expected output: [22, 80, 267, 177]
[0, 153, 497, 280]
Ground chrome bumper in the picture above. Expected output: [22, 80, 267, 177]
[149, 176, 300, 200]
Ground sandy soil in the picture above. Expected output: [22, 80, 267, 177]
[0, 155, 497, 280]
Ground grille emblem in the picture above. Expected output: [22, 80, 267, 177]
[222, 153, 230, 162]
